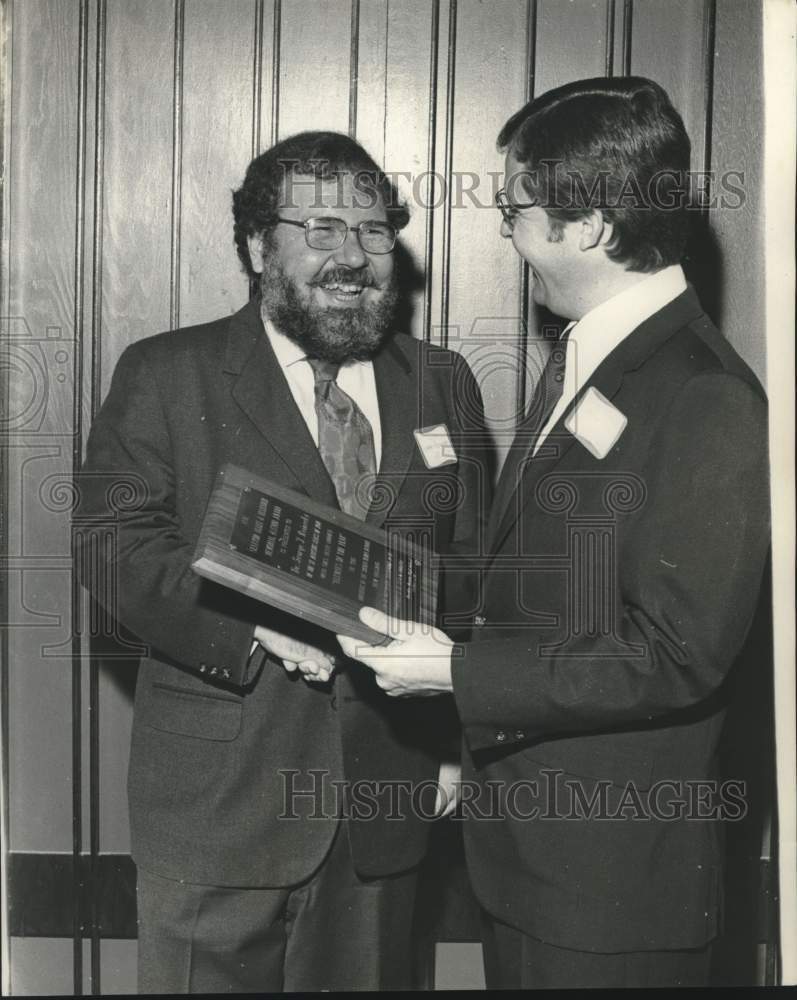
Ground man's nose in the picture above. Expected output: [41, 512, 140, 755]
[500, 218, 513, 239]
[333, 229, 368, 268]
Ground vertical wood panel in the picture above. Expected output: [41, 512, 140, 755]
[101, 0, 175, 390]
[5, 0, 80, 856]
[518, 0, 538, 423]
[178, 0, 255, 328]
[630, 0, 708, 176]
[72, 2, 90, 984]
[170, 0, 185, 331]
[356, 0, 437, 342]
[277, 0, 351, 137]
[535, 0, 610, 91]
[445, 0, 528, 460]
[348, 0, 360, 135]
[621, 0, 633, 74]
[353, 0, 388, 163]
[709, 0, 764, 381]
[253, 0, 281, 151]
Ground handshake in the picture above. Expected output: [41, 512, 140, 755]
[254, 612, 460, 817]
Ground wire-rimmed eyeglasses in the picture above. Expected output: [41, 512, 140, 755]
[495, 187, 539, 228]
[275, 216, 398, 254]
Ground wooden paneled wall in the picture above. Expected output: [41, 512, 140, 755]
[1, 0, 766, 994]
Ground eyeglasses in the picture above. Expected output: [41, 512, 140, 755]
[495, 187, 538, 228]
[274, 216, 398, 254]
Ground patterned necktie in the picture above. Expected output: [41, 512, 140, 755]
[489, 327, 572, 542]
[307, 357, 377, 521]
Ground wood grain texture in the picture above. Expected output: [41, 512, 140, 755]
[445, 0, 528, 462]
[5, 0, 81, 854]
[277, 0, 352, 137]
[382, 0, 436, 342]
[535, 0, 609, 92]
[353, 0, 388, 158]
[101, 0, 175, 389]
[193, 465, 438, 643]
[630, 0, 708, 177]
[179, 0, 255, 327]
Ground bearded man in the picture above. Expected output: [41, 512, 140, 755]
[74, 132, 489, 993]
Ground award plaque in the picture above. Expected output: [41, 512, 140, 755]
[192, 464, 439, 644]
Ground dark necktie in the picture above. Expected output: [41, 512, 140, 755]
[307, 357, 377, 521]
[524, 327, 571, 434]
[489, 328, 572, 539]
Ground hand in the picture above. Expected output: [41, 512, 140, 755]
[435, 760, 461, 817]
[337, 607, 454, 696]
[253, 625, 336, 683]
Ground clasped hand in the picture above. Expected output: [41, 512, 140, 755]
[253, 624, 337, 683]
[337, 607, 454, 696]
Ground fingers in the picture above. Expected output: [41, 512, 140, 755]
[298, 659, 332, 684]
[281, 657, 334, 683]
[255, 625, 335, 669]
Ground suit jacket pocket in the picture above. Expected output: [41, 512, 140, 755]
[147, 682, 243, 741]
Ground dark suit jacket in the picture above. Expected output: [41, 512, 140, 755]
[450, 287, 770, 952]
[75, 298, 491, 886]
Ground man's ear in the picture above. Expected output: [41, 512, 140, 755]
[578, 210, 613, 252]
[247, 234, 265, 275]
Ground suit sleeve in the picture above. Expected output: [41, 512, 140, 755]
[451, 371, 770, 750]
[73, 342, 257, 686]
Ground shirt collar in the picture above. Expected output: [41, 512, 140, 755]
[566, 264, 687, 373]
[263, 315, 308, 370]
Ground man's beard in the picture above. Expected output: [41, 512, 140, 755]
[258, 254, 399, 364]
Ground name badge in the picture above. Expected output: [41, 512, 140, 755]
[414, 424, 457, 468]
[564, 387, 627, 459]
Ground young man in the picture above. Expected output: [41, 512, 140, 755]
[340, 77, 770, 989]
[75, 131, 489, 992]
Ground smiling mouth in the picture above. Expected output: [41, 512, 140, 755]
[317, 281, 367, 300]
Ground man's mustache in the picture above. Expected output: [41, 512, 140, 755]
[310, 266, 374, 288]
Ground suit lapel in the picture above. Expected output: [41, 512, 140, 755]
[488, 287, 706, 553]
[367, 338, 416, 528]
[224, 300, 338, 507]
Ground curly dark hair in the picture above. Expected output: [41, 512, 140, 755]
[498, 77, 692, 272]
[232, 131, 411, 280]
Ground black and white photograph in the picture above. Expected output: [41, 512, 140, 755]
[0, 0, 794, 993]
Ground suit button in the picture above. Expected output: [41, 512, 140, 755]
[474, 615, 487, 627]
[515, 730, 525, 740]
[495, 731, 507, 743]
[199, 664, 207, 673]
[221, 668, 231, 680]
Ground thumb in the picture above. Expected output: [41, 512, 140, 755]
[358, 606, 393, 636]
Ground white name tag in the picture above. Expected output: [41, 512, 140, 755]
[414, 424, 457, 468]
[565, 387, 627, 459]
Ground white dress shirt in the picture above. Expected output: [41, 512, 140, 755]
[533, 264, 688, 454]
[264, 317, 383, 468]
